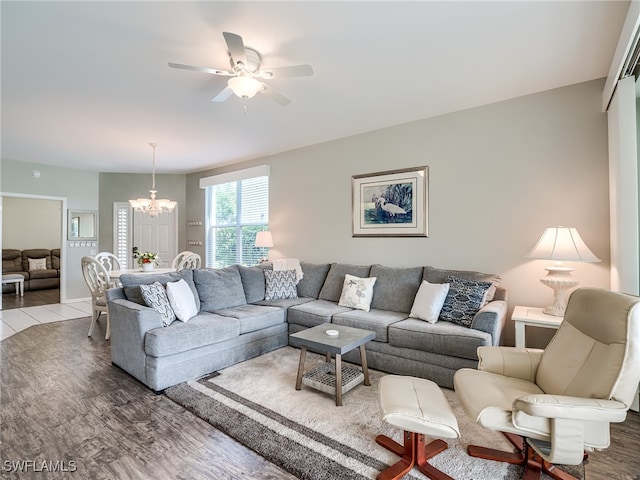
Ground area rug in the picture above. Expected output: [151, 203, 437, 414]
[165, 346, 584, 480]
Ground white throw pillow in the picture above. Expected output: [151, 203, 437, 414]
[166, 279, 198, 322]
[28, 258, 47, 271]
[409, 280, 450, 324]
[338, 274, 377, 312]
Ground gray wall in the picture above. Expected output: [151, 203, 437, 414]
[0, 158, 99, 300]
[187, 79, 610, 347]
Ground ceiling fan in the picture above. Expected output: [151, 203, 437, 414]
[169, 32, 314, 107]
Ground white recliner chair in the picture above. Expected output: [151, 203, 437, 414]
[454, 287, 640, 480]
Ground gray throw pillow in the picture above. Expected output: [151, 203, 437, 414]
[264, 269, 298, 301]
[140, 282, 176, 326]
[438, 275, 493, 327]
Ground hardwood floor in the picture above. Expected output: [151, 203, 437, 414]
[0, 316, 638, 479]
[1, 288, 60, 310]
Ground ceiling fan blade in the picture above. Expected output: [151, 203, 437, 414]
[168, 62, 232, 76]
[261, 64, 314, 78]
[260, 84, 291, 106]
[222, 32, 247, 67]
[212, 86, 234, 103]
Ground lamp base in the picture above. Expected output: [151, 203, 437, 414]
[539, 266, 579, 317]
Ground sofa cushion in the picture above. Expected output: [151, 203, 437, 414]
[28, 269, 58, 280]
[439, 276, 493, 327]
[120, 270, 200, 308]
[213, 304, 285, 334]
[22, 249, 52, 270]
[166, 279, 199, 322]
[287, 299, 353, 328]
[369, 265, 424, 313]
[297, 262, 331, 299]
[140, 282, 176, 326]
[194, 266, 247, 312]
[253, 297, 315, 309]
[318, 263, 371, 302]
[338, 274, 376, 312]
[264, 269, 298, 301]
[409, 280, 450, 324]
[51, 249, 61, 270]
[2, 249, 23, 273]
[332, 309, 408, 343]
[389, 318, 492, 360]
[144, 312, 240, 357]
[238, 263, 272, 304]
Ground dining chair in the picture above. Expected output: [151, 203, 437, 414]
[176, 252, 201, 270]
[95, 251, 123, 287]
[171, 251, 194, 269]
[81, 256, 111, 340]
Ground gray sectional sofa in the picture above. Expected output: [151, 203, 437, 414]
[106, 262, 507, 392]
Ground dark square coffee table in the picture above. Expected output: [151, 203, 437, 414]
[289, 323, 376, 406]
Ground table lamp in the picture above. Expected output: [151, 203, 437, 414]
[526, 226, 600, 316]
[255, 231, 274, 263]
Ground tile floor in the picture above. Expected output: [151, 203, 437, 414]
[0, 301, 93, 340]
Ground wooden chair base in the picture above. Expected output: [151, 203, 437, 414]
[467, 432, 585, 480]
[375, 431, 453, 480]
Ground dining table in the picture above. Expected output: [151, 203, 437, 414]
[107, 267, 177, 281]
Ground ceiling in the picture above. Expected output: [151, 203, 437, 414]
[1, 1, 629, 174]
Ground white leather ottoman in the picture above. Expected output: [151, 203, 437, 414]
[376, 375, 460, 480]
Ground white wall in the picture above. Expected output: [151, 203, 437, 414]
[2, 197, 62, 249]
[188, 79, 611, 347]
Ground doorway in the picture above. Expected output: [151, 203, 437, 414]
[1, 194, 66, 310]
[113, 202, 177, 269]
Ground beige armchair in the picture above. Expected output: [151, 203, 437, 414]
[454, 287, 640, 480]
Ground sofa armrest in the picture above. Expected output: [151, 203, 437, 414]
[108, 297, 164, 389]
[470, 300, 507, 345]
[477, 346, 544, 382]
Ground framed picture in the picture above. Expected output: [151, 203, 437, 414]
[352, 166, 428, 237]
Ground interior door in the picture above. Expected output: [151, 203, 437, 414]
[133, 209, 177, 268]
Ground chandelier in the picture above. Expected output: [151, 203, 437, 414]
[129, 143, 177, 218]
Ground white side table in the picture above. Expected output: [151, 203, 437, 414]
[512, 306, 562, 348]
[2, 274, 24, 297]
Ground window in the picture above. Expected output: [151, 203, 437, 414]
[203, 167, 269, 268]
[113, 202, 132, 269]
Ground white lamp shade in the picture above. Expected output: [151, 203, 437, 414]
[527, 227, 600, 263]
[228, 76, 263, 99]
[255, 231, 274, 248]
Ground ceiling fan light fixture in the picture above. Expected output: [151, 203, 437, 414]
[228, 75, 263, 99]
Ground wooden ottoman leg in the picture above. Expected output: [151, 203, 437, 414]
[375, 431, 415, 480]
[376, 431, 453, 480]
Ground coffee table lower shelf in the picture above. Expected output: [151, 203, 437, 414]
[302, 363, 365, 397]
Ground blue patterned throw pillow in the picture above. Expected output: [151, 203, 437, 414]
[438, 275, 492, 327]
[140, 281, 176, 326]
[264, 269, 298, 301]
